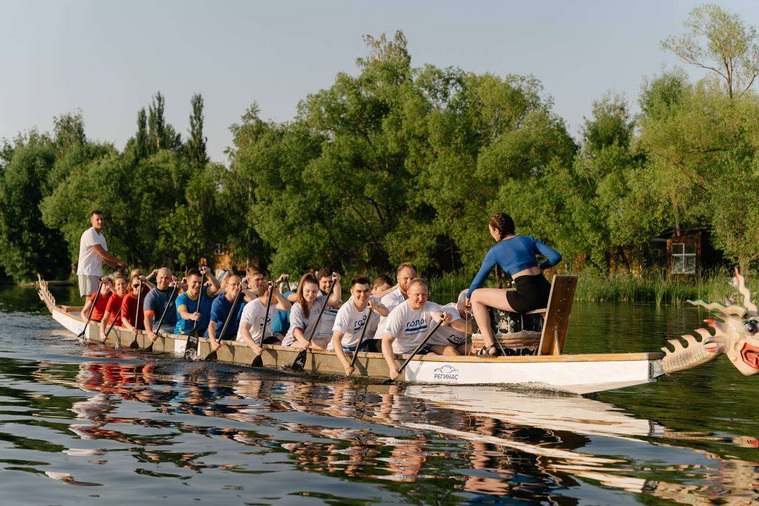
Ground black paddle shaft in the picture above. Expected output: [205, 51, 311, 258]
[205, 287, 245, 361]
[154, 284, 178, 332]
[250, 282, 276, 367]
[259, 282, 275, 345]
[383, 318, 445, 385]
[350, 307, 374, 369]
[191, 271, 206, 335]
[185, 270, 206, 358]
[104, 307, 123, 340]
[129, 279, 144, 348]
[145, 284, 177, 352]
[78, 280, 104, 339]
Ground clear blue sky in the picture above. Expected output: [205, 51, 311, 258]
[1, 0, 757, 162]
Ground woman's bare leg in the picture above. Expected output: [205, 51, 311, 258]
[430, 344, 459, 356]
[470, 288, 516, 354]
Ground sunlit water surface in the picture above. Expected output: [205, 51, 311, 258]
[0, 285, 757, 504]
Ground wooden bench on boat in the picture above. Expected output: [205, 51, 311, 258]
[531, 274, 579, 356]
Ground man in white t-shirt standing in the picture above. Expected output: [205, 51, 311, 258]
[77, 210, 126, 297]
[382, 278, 470, 381]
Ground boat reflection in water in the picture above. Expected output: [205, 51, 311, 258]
[31, 357, 759, 503]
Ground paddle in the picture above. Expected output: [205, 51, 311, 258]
[349, 308, 374, 370]
[103, 307, 123, 347]
[205, 286, 245, 361]
[291, 277, 337, 372]
[382, 318, 445, 385]
[129, 279, 143, 349]
[78, 280, 104, 343]
[184, 269, 206, 360]
[252, 281, 275, 367]
[144, 283, 178, 352]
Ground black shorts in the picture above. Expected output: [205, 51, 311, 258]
[506, 273, 551, 313]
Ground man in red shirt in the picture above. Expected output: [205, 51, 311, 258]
[121, 274, 151, 335]
[80, 277, 113, 322]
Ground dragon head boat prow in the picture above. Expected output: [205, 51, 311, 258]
[662, 269, 759, 375]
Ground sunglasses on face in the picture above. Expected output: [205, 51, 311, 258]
[132, 284, 140, 288]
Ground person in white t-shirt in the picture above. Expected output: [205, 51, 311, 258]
[282, 272, 342, 349]
[372, 274, 393, 298]
[238, 280, 292, 358]
[316, 268, 343, 338]
[330, 275, 390, 376]
[382, 278, 471, 381]
[77, 210, 126, 297]
[377, 262, 417, 338]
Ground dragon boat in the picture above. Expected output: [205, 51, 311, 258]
[36, 272, 759, 395]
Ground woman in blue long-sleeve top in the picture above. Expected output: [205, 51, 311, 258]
[467, 213, 562, 356]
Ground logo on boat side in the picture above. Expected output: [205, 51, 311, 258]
[433, 364, 459, 381]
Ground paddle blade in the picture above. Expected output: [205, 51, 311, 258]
[205, 350, 217, 362]
[129, 337, 139, 349]
[291, 349, 307, 371]
[252, 354, 263, 367]
[144, 342, 154, 352]
[184, 333, 199, 360]
[381, 378, 394, 385]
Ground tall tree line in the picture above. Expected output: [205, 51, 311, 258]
[2, 5, 759, 282]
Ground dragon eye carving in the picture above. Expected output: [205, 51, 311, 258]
[744, 320, 758, 335]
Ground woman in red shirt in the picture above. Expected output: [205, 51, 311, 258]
[81, 278, 112, 322]
[99, 274, 128, 342]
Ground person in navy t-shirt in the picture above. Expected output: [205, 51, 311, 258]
[206, 274, 246, 349]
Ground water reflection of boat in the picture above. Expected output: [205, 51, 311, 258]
[29, 355, 759, 504]
[38, 278, 662, 395]
[402, 385, 661, 440]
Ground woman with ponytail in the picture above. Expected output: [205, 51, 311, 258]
[467, 213, 562, 356]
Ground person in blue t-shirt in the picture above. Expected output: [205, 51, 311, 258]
[467, 213, 562, 357]
[206, 274, 246, 349]
[175, 267, 221, 335]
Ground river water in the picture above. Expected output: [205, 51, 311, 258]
[1, 285, 757, 504]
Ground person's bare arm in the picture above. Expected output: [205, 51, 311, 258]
[368, 298, 389, 317]
[381, 334, 399, 380]
[99, 314, 110, 341]
[274, 289, 291, 310]
[81, 299, 93, 319]
[91, 244, 125, 268]
[177, 305, 200, 321]
[332, 330, 353, 375]
[374, 283, 398, 300]
[203, 268, 222, 297]
[329, 273, 342, 305]
[239, 321, 263, 355]
[207, 320, 220, 349]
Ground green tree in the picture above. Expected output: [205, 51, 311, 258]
[186, 93, 209, 170]
[0, 137, 70, 281]
[662, 4, 759, 98]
